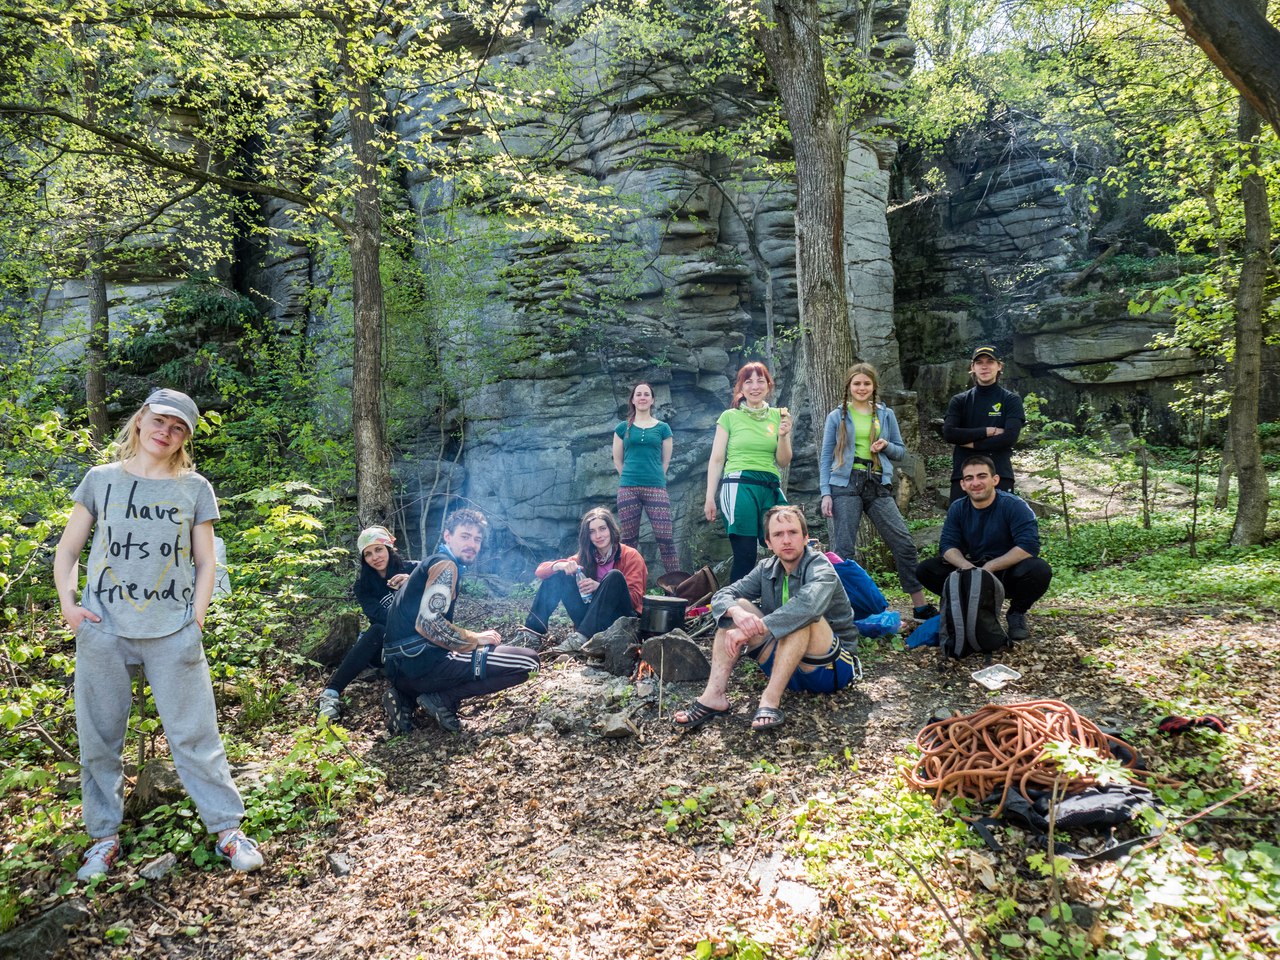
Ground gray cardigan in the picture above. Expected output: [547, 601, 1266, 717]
[711, 547, 858, 645]
[819, 402, 905, 494]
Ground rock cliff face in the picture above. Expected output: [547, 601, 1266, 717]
[42, 7, 1276, 577]
[242, 1, 915, 573]
[891, 116, 1279, 441]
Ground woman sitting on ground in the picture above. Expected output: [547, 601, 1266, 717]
[521, 506, 648, 655]
[704, 361, 793, 583]
[316, 526, 416, 720]
[613, 381, 680, 575]
[819, 363, 935, 620]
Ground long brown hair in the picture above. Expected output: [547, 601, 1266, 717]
[731, 362, 774, 408]
[114, 404, 195, 474]
[577, 506, 621, 579]
[624, 382, 654, 439]
[833, 363, 881, 469]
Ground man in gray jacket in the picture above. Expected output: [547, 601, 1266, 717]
[673, 505, 861, 733]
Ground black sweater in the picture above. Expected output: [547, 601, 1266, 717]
[942, 383, 1025, 481]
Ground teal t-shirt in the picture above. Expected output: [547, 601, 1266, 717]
[615, 419, 672, 488]
[718, 406, 782, 476]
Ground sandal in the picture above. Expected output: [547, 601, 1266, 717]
[751, 706, 785, 732]
[672, 700, 729, 732]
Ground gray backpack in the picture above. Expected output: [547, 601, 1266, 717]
[938, 567, 1009, 661]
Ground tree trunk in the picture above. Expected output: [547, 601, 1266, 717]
[80, 40, 110, 443]
[755, 0, 856, 419]
[1214, 424, 1233, 510]
[339, 35, 394, 527]
[84, 227, 110, 443]
[1228, 84, 1270, 545]
[1166, 0, 1280, 139]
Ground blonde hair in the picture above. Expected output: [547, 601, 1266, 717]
[114, 404, 195, 474]
[832, 363, 880, 469]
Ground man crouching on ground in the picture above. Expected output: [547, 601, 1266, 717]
[673, 504, 861, 733]
[380, 508, 539, 734]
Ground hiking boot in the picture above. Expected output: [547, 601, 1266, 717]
[912, 603, 939, 621]
[514, 625, 546, 647]
[547, 631, 588, 656]
[76, 837, 121, 881]
[1006, 610, 1029, 642]
[316, 691, 344, 721]
[215, 829, 264, 872]
[382, 685, 417, 735]
[416, 692, 462, 733]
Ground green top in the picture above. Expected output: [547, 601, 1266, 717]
[848, 406, 874, 462]
[717, 406, 782, 476]
[615, 419, 672, 488]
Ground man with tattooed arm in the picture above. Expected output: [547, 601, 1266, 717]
[380, 508, 538, 734]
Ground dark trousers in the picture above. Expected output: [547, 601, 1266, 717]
[386, 644, 539, 706]
[915, 555, 1053, 613]
[950, 476, 1014, 504]
[728, 534, 759, 584]
[325, 624, 384, 694]
[525, 569, 637, 637]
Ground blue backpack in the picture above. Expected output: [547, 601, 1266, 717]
[829, 555, 888, 620]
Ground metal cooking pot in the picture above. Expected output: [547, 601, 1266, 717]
[641, 594, 688, 635]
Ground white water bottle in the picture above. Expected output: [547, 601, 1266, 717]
[576, 569, 592, 604]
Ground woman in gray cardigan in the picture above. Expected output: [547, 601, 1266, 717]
[819, 364, 935, 620]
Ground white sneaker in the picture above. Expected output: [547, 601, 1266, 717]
[77, 837, 121, 881]
[216, 830, 264, 872]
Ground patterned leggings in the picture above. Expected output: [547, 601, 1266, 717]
[617, 485, 680, 573]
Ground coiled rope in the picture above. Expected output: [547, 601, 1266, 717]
[906, 699, 1145, 810]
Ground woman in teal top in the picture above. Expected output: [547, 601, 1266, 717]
[704, 362, 793, 581]
[613, 382, 679, 573]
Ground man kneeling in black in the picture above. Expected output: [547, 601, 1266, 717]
[381, 509, 538, 734]
[916, 455, 1052, 641]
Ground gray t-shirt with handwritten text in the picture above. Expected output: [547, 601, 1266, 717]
[72, 463, 220, 638]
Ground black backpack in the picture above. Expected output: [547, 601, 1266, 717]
[938, 567, 1009, 661]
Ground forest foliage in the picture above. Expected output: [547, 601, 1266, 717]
[0, 0, 1278, 955]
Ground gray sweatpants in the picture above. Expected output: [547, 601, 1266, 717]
[829, 475, 923, 594]
[75, 620, 244, 839]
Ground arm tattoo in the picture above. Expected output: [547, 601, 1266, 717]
[414, 560, 469, 651]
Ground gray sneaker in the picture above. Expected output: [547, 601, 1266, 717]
[316, 692, 344, 721]
[76, 837, 121, 881]
[1007, 610, 1029, 642]
[382, 686, 416, 735]
[416, 692, 462, 733]
[547, 631, 589, 655]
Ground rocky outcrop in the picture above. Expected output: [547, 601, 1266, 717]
[889, 114, 1257, 442]
[363, 1, 913, 571]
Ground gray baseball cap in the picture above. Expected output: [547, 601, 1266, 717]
[144, 388, 199, 434]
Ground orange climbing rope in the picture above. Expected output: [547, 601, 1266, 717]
[905, 699, 1146, 810]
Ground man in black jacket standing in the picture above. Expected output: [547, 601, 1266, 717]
[943, 346, 1025, 503]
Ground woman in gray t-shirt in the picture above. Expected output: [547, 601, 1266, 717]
[53, 389, 265, 881]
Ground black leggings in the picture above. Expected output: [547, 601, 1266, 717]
[525, 569, 638, 637]
[325, 624, 384, 694]
[729, 534, 759, 583]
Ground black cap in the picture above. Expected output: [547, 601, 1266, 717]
[971, 345, 1000, 362]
